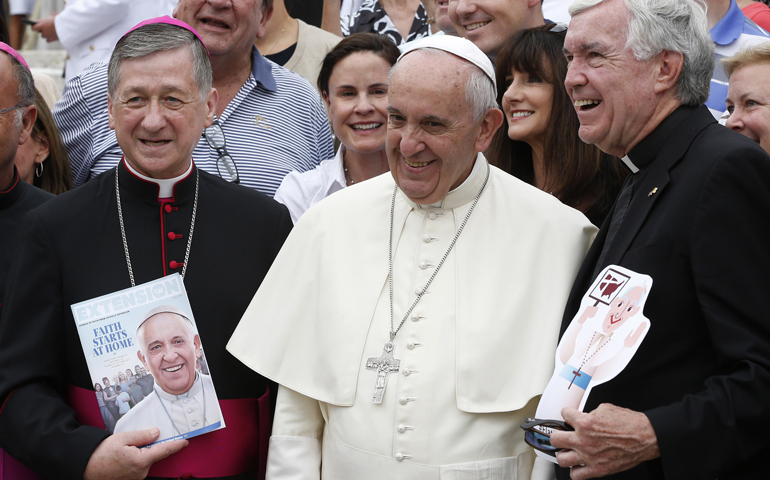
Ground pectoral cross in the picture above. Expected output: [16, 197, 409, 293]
[568, 368, 582, 389]
[366, 342, 401, 404]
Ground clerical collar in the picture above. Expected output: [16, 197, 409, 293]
[155, 372, 202, 402]
[626, 105, 696, 173]
[407, 153, 488, 210]
[0, 167, 22, 210]
[124, 159, 194, 200]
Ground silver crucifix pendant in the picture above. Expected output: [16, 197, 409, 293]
[366, 341, 401, 404]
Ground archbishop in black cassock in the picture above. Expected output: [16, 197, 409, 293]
[0, 19, 292, 480]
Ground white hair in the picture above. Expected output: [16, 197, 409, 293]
[391, 48, 498, 122]
[569, 0, 713, 106]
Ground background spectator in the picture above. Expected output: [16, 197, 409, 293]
[704, 0, 770, 118]
[724, 41, 770, 153]
[275, 33, 399, 223]
[31, 0, 176, 82]
[488, 25, 627, 226]
[256, 0, 341, 93]
[449, 0, 545, 60]
[325, 0, 433, 44]
[737, 0, 770, 31]
[7, 0, 35, 49]
[14, 86, 71, 194]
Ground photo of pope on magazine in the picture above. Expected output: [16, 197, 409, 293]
[71, 273, 225, 445]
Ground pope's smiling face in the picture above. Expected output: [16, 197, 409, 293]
[386, 51, 501, 204]
[137, 312, 201, 395]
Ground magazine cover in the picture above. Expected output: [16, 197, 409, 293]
[71, 273, 225, 445]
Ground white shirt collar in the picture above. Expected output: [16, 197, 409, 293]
[154, 372, 202, 402]
[404, 153, 488, 210]
[124, 160, 194, 199]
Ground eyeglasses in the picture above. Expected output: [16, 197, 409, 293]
[520, 417, 574, 457]
[0, 104, 26, 115]
[203, 120, 240, 184]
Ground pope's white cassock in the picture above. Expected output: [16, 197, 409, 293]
[227, 155, 597, 479]
[114, 373, 222, 440]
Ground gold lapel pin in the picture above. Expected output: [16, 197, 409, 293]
[648, 187, 658, 197]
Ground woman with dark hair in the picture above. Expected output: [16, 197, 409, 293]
[487, 24, 628, 226]
[14, 87, 73, 194]
[274, 32, 400, 223]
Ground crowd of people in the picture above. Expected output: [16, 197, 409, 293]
[1, 0, 770, 479]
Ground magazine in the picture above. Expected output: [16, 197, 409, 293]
[71, 273, 225, 445]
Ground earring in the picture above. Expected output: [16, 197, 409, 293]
[35, 162, 44, 178]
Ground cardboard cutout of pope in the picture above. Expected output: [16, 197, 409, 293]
[534, 265, 652, 462]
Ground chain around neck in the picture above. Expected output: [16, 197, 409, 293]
[388, 161, 490, 341]
[115, 165, 199, 287]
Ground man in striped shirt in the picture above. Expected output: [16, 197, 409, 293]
[54, 0, 335, 197]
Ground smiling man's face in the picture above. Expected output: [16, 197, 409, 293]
[448, 0, 539, 58]
[107, 46, 216, 179]
[175, 0, 271, 59]
[137, 312, 201, 396]
[563, 0, 660, 156]
[386, 51, 501, 205]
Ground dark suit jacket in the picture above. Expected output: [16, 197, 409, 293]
[556, 106, 770, 479]
[0, 162, 292, 479]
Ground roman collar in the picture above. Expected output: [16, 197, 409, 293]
[117, 158, 198, 205]
[400, 153, 488, 211]
[626, 105, 696, 173]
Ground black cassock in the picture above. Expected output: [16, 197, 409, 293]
[0, 161, 292, 479]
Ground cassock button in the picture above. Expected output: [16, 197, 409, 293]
[397, 424, 406, 433]
[407, 342, 415, 349]
[170, 260, 183, 269]
[164, 204, 173, 213]
[411, 315, 421, 322]
[402, 368, 411, 376]
[192, 421, 199, 427]
[399, 397, 408, 405]
[419, 261, 427, 269]
[423, 235, 431, 243]
[187, 408, 194, 414]
[428, 212, 437, 220]
[395, 453, 405, 461]
[414, 288, 421, 295]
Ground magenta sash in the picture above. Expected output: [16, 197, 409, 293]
[66, 384, 271, 479]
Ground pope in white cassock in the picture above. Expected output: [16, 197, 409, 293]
[115, 306, 222, 439]
[227, 35, 597, 480]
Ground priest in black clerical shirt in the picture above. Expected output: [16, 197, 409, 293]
[0, 20, 292, 480]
